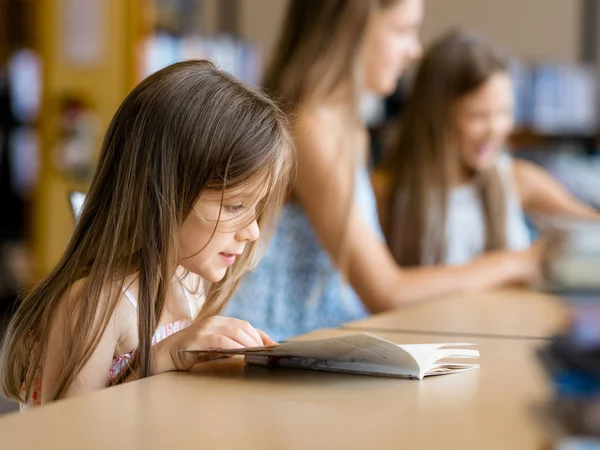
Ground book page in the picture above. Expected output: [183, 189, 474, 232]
[425, 364, 480, 377]
[398, 343, 479, 374]
[184, 333, 420, 370]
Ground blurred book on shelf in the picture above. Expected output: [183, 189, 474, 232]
[510, 61, 600, 139]
[144, 33, 261, 85]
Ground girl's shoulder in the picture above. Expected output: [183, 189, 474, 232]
[293, 104, 352, 141]
[63, 276, 139, 348]
[293, 105, 367, 171]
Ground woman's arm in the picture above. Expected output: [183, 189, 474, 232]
[514, 159, 600, 220]
[293, 114, 539, 313]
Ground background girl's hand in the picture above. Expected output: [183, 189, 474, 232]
[154, 316, 276, 373]
[498, 244, 544, 287]
[513, 233, 568, 287]
[519, 241, 547, 285]
[537, 227, 568, 285]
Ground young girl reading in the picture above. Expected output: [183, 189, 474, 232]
[380, 30, 599, 267]
[0, 60, 293, 406]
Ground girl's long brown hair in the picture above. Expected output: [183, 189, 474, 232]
[1, 60, 293, 402]
[386, 30, 509, 266]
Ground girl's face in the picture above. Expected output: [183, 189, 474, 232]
[362, 0, 424, 96]
[177, 183, 263, 283]
[451, 72, 515, 174]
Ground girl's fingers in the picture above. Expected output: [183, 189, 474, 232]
[230, 319, 265, 346]
[207, 317, 264, 345]
[215, 325, 262, 348]
[257, 329, 277, 346]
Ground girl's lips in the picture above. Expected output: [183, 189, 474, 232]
[219, 252, 237, 266]
[475, 144, 493, 155]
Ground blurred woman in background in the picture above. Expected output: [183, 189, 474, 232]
[226, 0, 544, 341]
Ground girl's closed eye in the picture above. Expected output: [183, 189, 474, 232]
[225, 204, 245, 214]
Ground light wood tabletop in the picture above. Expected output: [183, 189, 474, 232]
[343, 288, 568, 340]
[0, 328, 550, 450]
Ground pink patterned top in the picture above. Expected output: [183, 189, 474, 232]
[21, 285, 196, 409]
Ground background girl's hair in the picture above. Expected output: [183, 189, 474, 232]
[0, 60, 293, 402]
[264, 0, 402, 112]
[386, 30, 510, 266]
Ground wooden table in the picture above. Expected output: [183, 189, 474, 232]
[344, 288, 568, 340]
[0, 328, 550, 450]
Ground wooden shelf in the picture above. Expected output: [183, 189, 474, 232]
[33, 0, 149, 277]
[509, 127, 598, 151]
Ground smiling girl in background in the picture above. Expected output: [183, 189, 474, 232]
[379, 30, 599, 269]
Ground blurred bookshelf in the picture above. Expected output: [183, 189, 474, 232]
[0, 0, 39, 312]
[507, 60, 600, 211]
[510, 61, 600, 154]
[144, 0, 262, 84]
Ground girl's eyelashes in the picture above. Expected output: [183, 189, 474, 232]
[224, 204, 245, 214]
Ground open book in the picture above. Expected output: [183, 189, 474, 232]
[183, 333, 480, 380]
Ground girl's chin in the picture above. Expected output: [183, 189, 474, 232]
[186, 266, 227, 284]
[469, 151, 500, 172]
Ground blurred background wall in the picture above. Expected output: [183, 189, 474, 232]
[237, 0, 583, 62]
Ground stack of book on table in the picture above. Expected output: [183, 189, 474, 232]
[538, 219, 600, 449]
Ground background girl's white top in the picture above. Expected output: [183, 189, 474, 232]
[426, 152, 531, 265]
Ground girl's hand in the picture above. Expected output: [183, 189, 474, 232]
[513, 235, 566, 286]
[501, 243, 544, 286]
[154, 316, 276, 373]
[538, 228, 569, 284]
